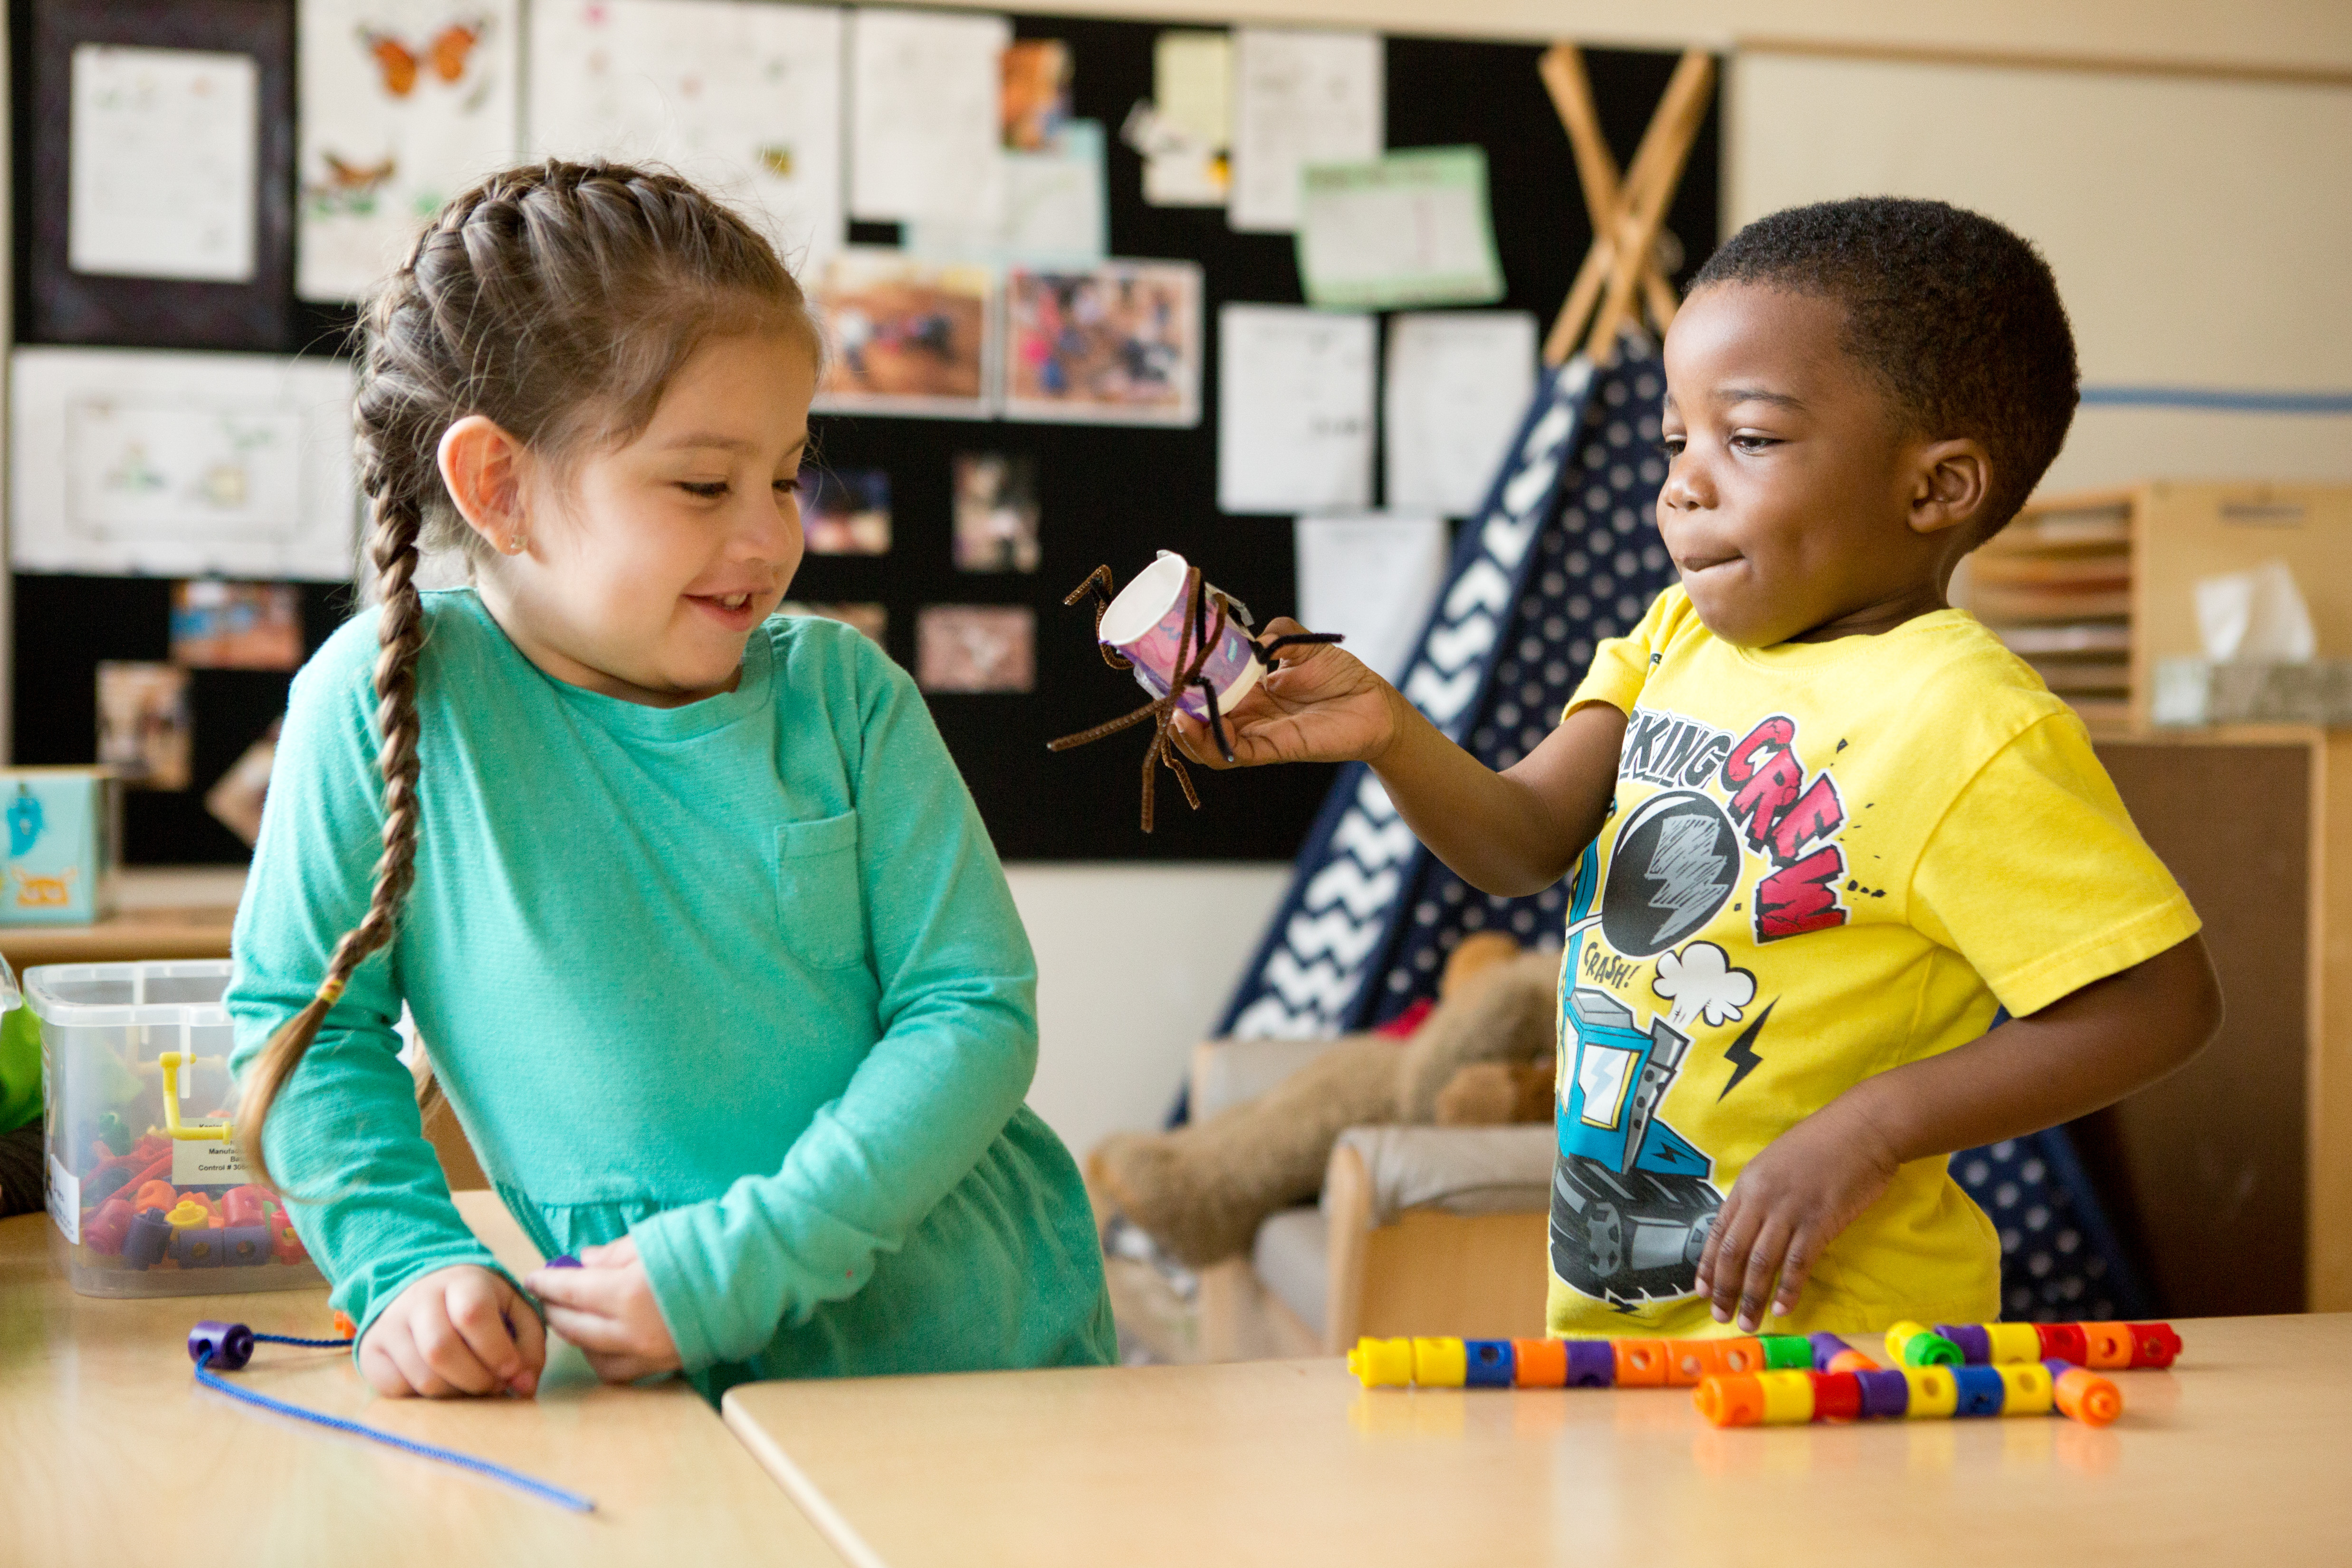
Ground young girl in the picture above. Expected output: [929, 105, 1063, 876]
[227, 161, 1114, 1400]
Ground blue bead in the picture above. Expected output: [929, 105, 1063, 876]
[1952, 1365, 2007, 1416]
[1463, 1339, 1514, 1387]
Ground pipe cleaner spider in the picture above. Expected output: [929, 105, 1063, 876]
[1048, 562, 1342, 832]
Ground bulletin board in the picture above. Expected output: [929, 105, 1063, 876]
[6, 5, 1718, 864]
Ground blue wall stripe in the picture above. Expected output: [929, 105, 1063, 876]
[2081, 385, 2352, 415]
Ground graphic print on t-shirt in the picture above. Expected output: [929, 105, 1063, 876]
[1550, 705, 1851, 1309]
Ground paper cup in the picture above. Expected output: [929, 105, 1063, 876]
[1098, 552, 1263, 721]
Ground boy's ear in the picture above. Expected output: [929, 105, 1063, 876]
[1906, 438, 1992, 538]
[437, 415, 531, 552]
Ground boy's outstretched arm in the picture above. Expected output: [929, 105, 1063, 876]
[1694, 931, 2224, 1331]
[1170, 620, 1626, 896]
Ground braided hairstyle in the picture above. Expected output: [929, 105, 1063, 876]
[239, 160, 817, 1187]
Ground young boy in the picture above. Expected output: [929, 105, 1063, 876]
[1175, 197, 2220, 1339]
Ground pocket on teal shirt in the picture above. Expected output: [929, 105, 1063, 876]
[775, 811, 866, 969]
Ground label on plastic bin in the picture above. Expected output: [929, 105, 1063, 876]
[172, 1138, 251, 1186]
[47, 1150, 78, 1242]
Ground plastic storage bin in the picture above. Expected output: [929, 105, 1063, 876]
[32, 960, 321, 1298]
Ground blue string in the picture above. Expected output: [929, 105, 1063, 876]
[252, 1332, 359, 1348]
[192, 1345, 597, 1514]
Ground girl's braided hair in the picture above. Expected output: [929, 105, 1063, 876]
[239, 160, 816, 1187]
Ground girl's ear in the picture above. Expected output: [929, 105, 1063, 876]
[437, 415, 531, 555]
[1906, 437, 1992, 538]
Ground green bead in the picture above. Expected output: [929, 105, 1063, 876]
[96, 1111, 131, 1157]
[1902, 1331, 1963, 1367]
[1759, 1335, 1813, 1370]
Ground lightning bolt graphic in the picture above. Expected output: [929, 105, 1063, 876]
[1646, 814, 1728, 930]
[1717, 999, 1775, 1100]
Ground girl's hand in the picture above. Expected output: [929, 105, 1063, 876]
[1692, 1100, 1903, 1332]
[360, 1264, 545, 1399]
[1167, 618, 1406, 769]
[526, 1236, 682, 1383]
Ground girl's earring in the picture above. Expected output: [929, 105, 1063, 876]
[505, 535, 526, 555]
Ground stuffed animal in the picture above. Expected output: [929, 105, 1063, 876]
[1087, 933, 1560, 1269]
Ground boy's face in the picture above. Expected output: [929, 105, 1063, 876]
[1655, 282, 1977, 647]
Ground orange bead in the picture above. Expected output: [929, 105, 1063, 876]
[2082, 1322, 2134, 1370]
[1695, 1373, 1767, 1427]
[1511, 1338, 1568, 1387]
[2053, 1366, 2123, 1427]
[1613, 1339, 1668, 1387]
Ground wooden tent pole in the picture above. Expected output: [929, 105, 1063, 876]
[1581, 52, 1715, 363]
[1538, 45, 1679, 339]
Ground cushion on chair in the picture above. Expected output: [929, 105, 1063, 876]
[1251, 1205, 1330, 1333]
[1328, 1125, 1554, 1228]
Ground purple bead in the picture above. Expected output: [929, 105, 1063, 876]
[546, 1255, 583, 1269]
[124, 1210, 172, 1270]
[1563, 1339, 1615, 1387]
[188, 1320, 255, 1371]
[1936, 1323, 1993, 1365]
[1808, 1331, 1853, 1370]
[1855, 1368, 1910, 1418]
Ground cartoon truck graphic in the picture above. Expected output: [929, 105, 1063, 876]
[1550, 985, 1723, 1304]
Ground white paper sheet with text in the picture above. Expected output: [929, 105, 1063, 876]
[1295, 514, 1450, 683]
[1227, 28, 1380, 234]
[529, 0, 844, 265]
[849, 8, 1007, 228]
[1218, 304, 1375, 514]
[1384, 311, 1539, 516]
[69, 46, 259, 283]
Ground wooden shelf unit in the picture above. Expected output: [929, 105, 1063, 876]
[1961, 482, 2352, 733]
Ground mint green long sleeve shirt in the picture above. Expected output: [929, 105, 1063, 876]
[228, 592, 1112, 1395]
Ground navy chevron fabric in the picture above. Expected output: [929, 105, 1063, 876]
[1210, 345, 2159, 1320]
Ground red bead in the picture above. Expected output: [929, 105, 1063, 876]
[1807, 1368, 1863, 1422]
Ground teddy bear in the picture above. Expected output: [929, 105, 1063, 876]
[1086, 932, 1560, 1269]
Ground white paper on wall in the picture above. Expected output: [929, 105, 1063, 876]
[529, 0, 845, 267]
[10, 348, 360, 581]
[848, 8, 1007, 228]
[1217, 304, 1375, 515]
[1384, 311, 1539, 516]
[68, 46, 259, 283]
[1295, 514, 1450, 684]
[297, 0, 520, 302]
[1227, 28, 1381, 234]
[907, 120, 1106, 267]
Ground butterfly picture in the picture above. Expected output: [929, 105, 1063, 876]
[358, 17, 488, 99]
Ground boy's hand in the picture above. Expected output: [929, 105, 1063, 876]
[1168, 618, 1404, 768]
[360, 1263, 545, 1399]
[526, 1236, 681, 1383]
[1693, 1100, 1902, 1332]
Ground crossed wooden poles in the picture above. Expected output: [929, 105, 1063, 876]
[1539, 45, 1717, 368]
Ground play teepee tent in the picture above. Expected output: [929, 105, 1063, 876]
[1209, 46, 2153, 1322]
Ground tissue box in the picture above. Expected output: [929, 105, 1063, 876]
[2151, 659, 2352, 727]
[0, 768, 119, 925]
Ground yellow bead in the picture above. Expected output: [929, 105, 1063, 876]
[1348, 1338, 1415, 1388]
[1986, 1323, 2044, 1365]
[1756, 1369, 1817, 1425]
[1412, 1336, 1468, 1387]
[1995, 1362, 2055, 1415]
[1902, 1366, 1958, 1418]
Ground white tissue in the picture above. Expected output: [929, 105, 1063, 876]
[2194, 558, 2316, 662]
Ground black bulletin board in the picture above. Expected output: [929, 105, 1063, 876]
[8, 5, 1718, 864]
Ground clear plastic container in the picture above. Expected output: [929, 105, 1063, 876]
[31, 960, 322, 1298]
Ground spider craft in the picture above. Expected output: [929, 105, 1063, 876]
[1048, 560, 1342, 831]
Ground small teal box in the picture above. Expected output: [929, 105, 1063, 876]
[0, 769, 119, 926]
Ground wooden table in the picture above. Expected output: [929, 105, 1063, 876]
[0, 904, 236, 968]
[2, 1191, 840, 1566]
[725, 1316, 2352, 1568]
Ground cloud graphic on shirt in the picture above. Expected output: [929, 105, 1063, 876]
[1652, 941, 1756, 1030]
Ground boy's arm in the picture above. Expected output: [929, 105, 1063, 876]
[1172, 619, 1626, 896]
[1695, 931, 2222, 1333]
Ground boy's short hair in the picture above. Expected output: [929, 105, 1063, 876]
[1688, 197, 2079, 539]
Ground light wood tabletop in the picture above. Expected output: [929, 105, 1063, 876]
[2, 1190, 841, 1567]
[724, 1314, 2352, 1568]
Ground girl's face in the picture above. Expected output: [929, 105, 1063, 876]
[467, 326, 816, 707]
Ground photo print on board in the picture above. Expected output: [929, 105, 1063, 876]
[952, 453, 1041, 574]
[96, 661, 194, 791]
[808, 250, 996, 419]
[1003, 261, 1202, 427]
[169, 580, 303, 670]
[917, 605, 1034, 693]
[800, 468, 891, 555]
[781, 601, 888, 646]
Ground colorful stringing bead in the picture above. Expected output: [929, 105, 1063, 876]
[1511, 1339, 1568, 1388]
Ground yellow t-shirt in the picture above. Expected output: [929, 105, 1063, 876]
[1546, 586, 2199, 1338]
